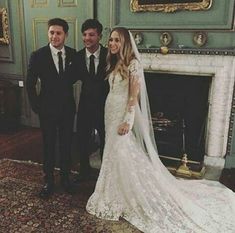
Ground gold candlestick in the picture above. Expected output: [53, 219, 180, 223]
[176, 153, 192, 177]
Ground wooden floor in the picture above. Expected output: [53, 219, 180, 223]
[0, 126, 234, 192]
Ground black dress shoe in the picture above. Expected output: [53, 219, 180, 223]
[61, 177, 76, 195]
[39, 183, 54, 199]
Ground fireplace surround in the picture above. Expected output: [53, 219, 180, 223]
[140, 52, 235, 168]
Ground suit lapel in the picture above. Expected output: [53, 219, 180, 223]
[97, 46, 107, 77]
[65, 46, 72, 73]
[81, 48, 90, 76]
[46, 45, 58, 76]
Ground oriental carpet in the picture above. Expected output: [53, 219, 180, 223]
[0, 159, 140, 233]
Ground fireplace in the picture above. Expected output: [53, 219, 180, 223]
[140, 52, 235, 168]
[145, 72, 211, 163]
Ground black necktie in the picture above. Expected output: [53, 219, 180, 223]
[89, 54, 95, 77]
[58, 51, 63, 77]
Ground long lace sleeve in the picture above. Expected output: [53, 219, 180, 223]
[122, 59, 141, 129]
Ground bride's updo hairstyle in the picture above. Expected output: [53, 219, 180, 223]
[106, 27, 136, 80]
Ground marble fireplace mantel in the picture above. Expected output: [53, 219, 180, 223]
[140, 53, 235, 168]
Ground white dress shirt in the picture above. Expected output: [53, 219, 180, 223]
[85, 46, 101, 75]
[49, 43, 66, 73]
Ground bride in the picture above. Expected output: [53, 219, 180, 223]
[86, 27, 235, 233]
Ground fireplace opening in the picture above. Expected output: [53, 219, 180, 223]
[145, 72, 212, 164]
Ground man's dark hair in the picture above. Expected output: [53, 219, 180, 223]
[48, 18, 69, 33]
[81, 19, 103, 34]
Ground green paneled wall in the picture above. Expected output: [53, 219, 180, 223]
[98, 0, 235, 49]
[0, 0, 25, 76]
[114, 0, 234, 30]
[23, 0, 94, 57]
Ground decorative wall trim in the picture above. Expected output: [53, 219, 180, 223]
[193, 31, 207, 47]
[0, 73, 23, 82]
[130, 0, 212, 13]
[57, 0, 78, 7]
[64, 17, 78, 50]
[226, 87, 235, 157]
[32, 17, 78, 51]
[112, 0, 234, 30]
[32, 18, 48, 50]
[160, 32, 172, 46]
[0, 0, 13, 63]
[31, 0, 48, 8]
[0, 8, 10, 45]
[138, 48, 235, 56]
[109, 0, 116, 28]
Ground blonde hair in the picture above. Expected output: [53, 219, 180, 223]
[106, 27, 136, 80]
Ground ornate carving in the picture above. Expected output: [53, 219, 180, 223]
[193, 31, 207, 47]
[0, 8, 9, 45]
[130, 0, 212, 13]
[133, 32, 144, 45]
[160, 32, 172, 46]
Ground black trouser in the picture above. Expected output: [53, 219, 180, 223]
[77, 112, 105, 175]
[39, 112, 74, 182]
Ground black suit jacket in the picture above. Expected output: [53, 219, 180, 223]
[71, 45, 109, 124]
[26, 44, 76, 117]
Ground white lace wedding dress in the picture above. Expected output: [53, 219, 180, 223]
[86, 60, 235, 233]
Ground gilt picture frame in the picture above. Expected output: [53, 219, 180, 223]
[130, 0, 212, 13]
[0, 8, 10, 45]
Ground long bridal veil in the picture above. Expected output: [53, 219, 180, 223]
[129, 31, 176, 182]
[128, 31, 235, 232]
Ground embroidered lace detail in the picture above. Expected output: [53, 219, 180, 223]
[86, 60, 235, 233]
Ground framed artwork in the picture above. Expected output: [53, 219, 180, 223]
[130, 0, 212, 13]
[160, 32, 172, 46]
[193, 31, 207, 47]
[133, 32, 144, 45]
[0, 8, 9, 45]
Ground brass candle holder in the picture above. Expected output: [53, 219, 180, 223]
[176, 153, 192, 177]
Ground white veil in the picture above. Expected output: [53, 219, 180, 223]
[128, 32, 235, 233]
[129, 31, 157, 154]
[129, 31, 177, 180]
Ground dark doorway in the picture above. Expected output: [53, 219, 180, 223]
[145, 72, 211, 162]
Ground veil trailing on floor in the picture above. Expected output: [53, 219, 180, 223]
[128, 31, 235, 232]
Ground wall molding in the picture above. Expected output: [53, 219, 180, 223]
[110, 0, 235, 30]
[0, 73, 23, 82]
[0, 0, 13, 62]
[138, 47, 235, 56]
[32, 18, 48, 50]
[57, 0, 78, 7]
[31, 0, 48, 8]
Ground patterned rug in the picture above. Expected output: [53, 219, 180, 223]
[0, 127, 43, 163]
[0, 159, 140, 233]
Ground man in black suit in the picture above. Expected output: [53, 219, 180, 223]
[26, 18, 76, 198]
[71, 19, 108, 182]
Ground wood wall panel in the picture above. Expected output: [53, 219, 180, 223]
[58, 0, 78, 7]
[31, 0, 48, 8]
